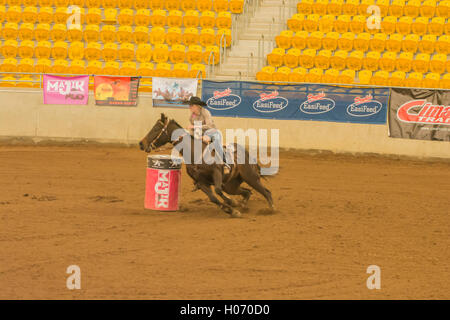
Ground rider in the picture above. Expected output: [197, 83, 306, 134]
[186, 96, 231, 172]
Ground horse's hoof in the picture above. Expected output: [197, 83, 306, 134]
[230, 209, 242, 218]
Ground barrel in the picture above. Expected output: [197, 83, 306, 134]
[144, 155, 183, 211]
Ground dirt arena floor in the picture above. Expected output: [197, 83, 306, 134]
[0, 144, 449, 299]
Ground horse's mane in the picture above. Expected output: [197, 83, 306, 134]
[169, 118, 184, 130]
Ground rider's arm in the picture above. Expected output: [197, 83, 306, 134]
[201, 109, 216, 131]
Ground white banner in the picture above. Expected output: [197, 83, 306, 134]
[152, 77, 198, 108]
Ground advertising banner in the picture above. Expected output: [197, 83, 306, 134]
[152, 77, 198, 108]
[201, 80, 389, 124]
[94, 76, 139, 106]
[43, 75, 89, 105]
[388, 88, 450, 141]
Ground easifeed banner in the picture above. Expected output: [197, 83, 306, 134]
[201, 80, 389, 124]
[43, 75, 89, 105]
[388, 88, 450, 141]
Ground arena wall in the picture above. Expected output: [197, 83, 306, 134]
[0, 89, 448, 159]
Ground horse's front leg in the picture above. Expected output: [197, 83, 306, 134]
[197, 183, 241, 218]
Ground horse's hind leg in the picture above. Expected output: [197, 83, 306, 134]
[212, 170, 240, 210]
[198, 183, 240, 218]
[223, 177, 252, 207]
[240, 167, 274, 211]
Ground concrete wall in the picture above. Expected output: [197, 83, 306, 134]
[0, 89, 448, 159]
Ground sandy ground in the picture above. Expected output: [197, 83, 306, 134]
[0, 145, 449, 299]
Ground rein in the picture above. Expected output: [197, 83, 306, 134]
[149, 119, 170, 150]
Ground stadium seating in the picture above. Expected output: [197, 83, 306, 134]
[0, 0, 243, 88]
[257, 0, 450, 89]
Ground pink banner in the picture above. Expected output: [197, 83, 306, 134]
[43, 75, 89, 105]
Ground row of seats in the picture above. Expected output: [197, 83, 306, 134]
[256, 66, 450, 89]
[1, 25, 232, 46]
[287, 14, 450, 35]
[0, 0, 244, 13]
[267, 48, 449, 73]
[0, 7, 234, 27]
[273, 32, 449, 53]
[296, 0, 450, 18]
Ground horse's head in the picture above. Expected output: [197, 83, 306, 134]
[139, 113, 172, 153]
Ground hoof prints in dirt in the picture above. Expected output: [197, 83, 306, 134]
[89, 196, 124, 203]
[23, 194, 57, 201]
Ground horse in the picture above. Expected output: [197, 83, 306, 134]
[139, 113, 275, 218]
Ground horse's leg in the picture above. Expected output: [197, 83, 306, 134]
[239, 166, 275, 211]
[197, 183, 240, 218]
[223, 177, 252, 208]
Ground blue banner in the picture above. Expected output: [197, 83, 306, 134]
[201, 80, 389, 124]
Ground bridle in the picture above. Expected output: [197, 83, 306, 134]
[148, 118, 170, 150]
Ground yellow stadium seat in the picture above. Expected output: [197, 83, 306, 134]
[0, 75, 16, 87]
[318, 14, 334, 33]
[6, 5, 21, 23]
[3, 22, 18, 40]
[363, 51, 380, 71]
[307, 31, 323, 50]
[183, 10, 200, 27]
[376, 0, 389, 16]
[418, 35, 436, 54]
[34, 23, 51, 41]
[287, 14, 304, 32]
[135, 9, 151, 26]
[306, 68, 324, 83]
[313, 0, 328, 15]
[86, 8, 102, 25]
[428, 17, 445, 36]
[67, 24, 83, 42]
[22, 6, 37, 24]
[153, 43, 170, 63]
[322, 68, 339, 84]
[136, 43, 152, 63]
[291, 31, 308, 50]
[149, 26, 166, 45]
[327, 0, 343, 15]
[386, 33, 402, 52]
[167, 10, 183, 27]
[134, 26, 150, 44]
[342, 0, 359, 16]
[369, 33, 386, 52]
[154, 62, 172, 77]
[423, 73, 440, 89]
[34, 58, 51, 73]
[86, 60, 103, 75]
[314, 49, 332, 69]
[272, 66, 291, 83]
[284, 48, 301, 68]
[189, 63, 206, 78]
[436, 35, 449, 55]
[405, 72, 423, 87]
[412, 53, 430, 74]
[71, 0, 85, 6]
[186, 44, 203, 64]
[334, 14, 350, 34]
[299, 48, 316, 69]
[54, 7, 68, 24]
[146, 0, 162, 9]
[17, 40, 34, 58]
[297, 0, 313, 15]
[440, 73, 450, 89]
[404, 0, 420, 18]
[18, 23, 33, 41]
[379, 51, 396, 72]
[322, 32, 339, 51]
[151, 9, 167, 27]
[411, 17, 429, 36]
[118, 8, 134, 26]
[304, 14, 319, 32]
[350, 15, 365, 34]
[166, 27, 182, 46]
[214, 0, 229, 12]
[354, 33, 370, 52]
[69, 41, 86, 60]
[420, 0, 436, 18]
[173, 62, 189, 78]
[86, 0, 101, 6]
[370, 70, 388, 85]
[0, 58, 17, 72]
[395, 52, 413, 72]
[18, 58, 34, 73]
[137, 62, 154, 77]
[120, 61, 137, 76]
[100, 25, 117, 43]
[216, 11, 231, 29]
[346, 50, 363, 71]
[103, 61, 120, 75]
[165, 0, 180, 10]
[117, 25, 133, 43]
[229, 0, 244, 13]
[401, 34, 419, 53]
[139, 78, 153, 92]
[35, 40, 51, 59]
[84, 24, 100, 43]
[200, 10, 215, 28]
[288, 66, 307, 83]
[103, 8, 118, 24]
[430, 54, 446, 74]
[169, 44, 186, 63]
[200, 28, 216, 47]
[267, 48, 285, 68]
[330, 50, 348, 70]
[51, 59, 69, 74]
[275, 30, 294, 49]
[203, 45, 219, 65]
[102, 0, 117, 8]
[358, 69, 372, 84]
[436, 0, 450, 17]
[337, 32, 354, 51]
[50, 24, 67, 42]
[102, 42, 118, 61]
[389, 0, 404, 17]
[70, 59, 86, 75]
[0, 5, 5, 22]
[2, 39, 18, 58]
[51, 41, 68, 60]
[183, 27, 199, 46]
[396, 16, 412, 35]
[381, 16, 397, 35]
[118, 42, 135, 61]
[389, 71, 406, 86]
[37, 6, 53, 24]
[181, 0, 196, 11]
[216, 28, 231, 47]
[359, 0, 375, 16]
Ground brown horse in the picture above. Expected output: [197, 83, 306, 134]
[139, 113, 274, 217]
